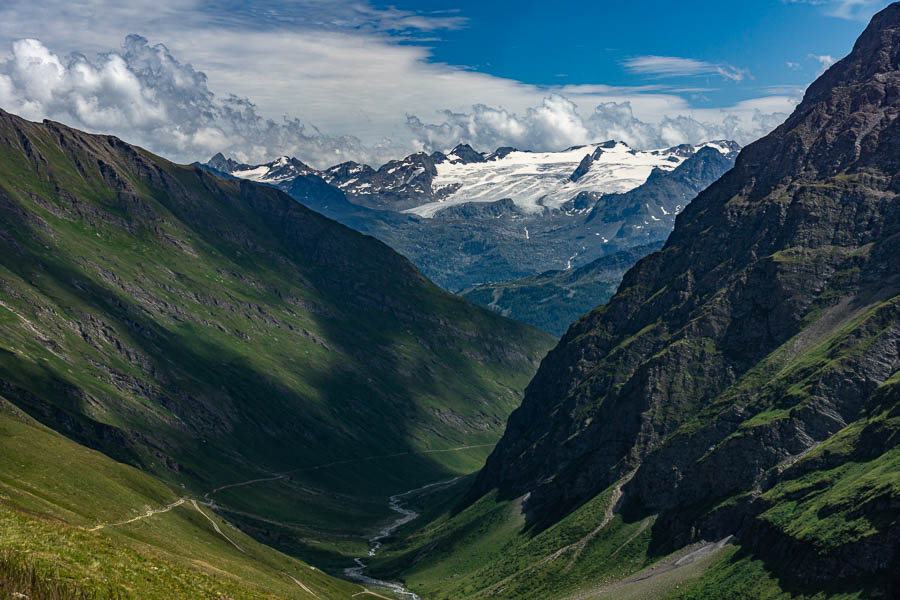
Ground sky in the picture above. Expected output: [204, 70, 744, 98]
[0, 0, 891, 168]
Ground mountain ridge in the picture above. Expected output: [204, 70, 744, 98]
[205, 140, 738, 291]
[0, 106, 555, 591]
[471, 5, 900, 584]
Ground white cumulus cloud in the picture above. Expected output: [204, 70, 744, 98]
[407, 97, 793, 154]
[0, 35, 405, 168]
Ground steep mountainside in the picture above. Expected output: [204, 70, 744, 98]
[371, 6, 900, 599]
[462, 242, 663, 336]
[0, 108, 554, 588]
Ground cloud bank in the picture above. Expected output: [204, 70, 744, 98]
[407, 95, 790, 155]
[0, 35, 406, 167]
[0, 34, 795, 169]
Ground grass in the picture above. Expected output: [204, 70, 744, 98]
[0, 548, 123, 600]
[666, 545, 871, 600]
[0, 406, 360, 599]
[366, 477, 664, 600]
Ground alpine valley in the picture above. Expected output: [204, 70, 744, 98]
[0, 3, 897, 600]
[362, 6, 900, 599]
[0, 106, 554, 598]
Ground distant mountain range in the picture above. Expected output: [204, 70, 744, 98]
[204, 139, 739, 292]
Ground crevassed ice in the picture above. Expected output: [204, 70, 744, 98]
[406, 142, 726, 219]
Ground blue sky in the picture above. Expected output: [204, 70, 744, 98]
[404, 0, 875, 102]
[0, 0, 890, 167]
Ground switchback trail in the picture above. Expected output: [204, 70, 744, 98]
[474, 471, 635, 599]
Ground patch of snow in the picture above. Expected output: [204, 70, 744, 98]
[231, 165, 271, 181]
[405, 141, 699, 218]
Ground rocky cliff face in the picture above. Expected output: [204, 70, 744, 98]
[472, 3, 900, 590]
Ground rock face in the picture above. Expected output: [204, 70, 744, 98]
[569, 154, 593, 182]
[472, 4, 900, 591]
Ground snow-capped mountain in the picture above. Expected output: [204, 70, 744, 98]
[208, 153, 317, 183]
[211, 141, 737, 218]
[204, 140, 739, 290]
[408, 140, 738, 217]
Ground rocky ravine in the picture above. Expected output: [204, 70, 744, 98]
[471, 3, 900, 593]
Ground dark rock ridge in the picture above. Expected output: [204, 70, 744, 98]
[569, 154, 593, 182]
[471, 4, 900, 591]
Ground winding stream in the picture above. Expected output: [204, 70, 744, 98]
[344, 478, 460, 599]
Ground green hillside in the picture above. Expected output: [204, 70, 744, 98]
[0, 108, 554, 595]
[0, 402, 360, 599]
[462, 243, 662, 336]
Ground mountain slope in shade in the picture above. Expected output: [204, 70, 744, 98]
[477, 0, 900, 578]
[462, 242, 664, 336]
[0, 107, 554, 581]
[369, 6, 900, 599]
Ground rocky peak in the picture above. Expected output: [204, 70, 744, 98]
[448, 143, 485, 164]
[486, 146, 520, 161]
[722, 3, 900, 203]
[322, 161, 376, 184]
[207, 152, 248, 173]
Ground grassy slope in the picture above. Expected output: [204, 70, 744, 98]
[0, 402, 359, 599]
[369, 280, 898, 599]
[0, 110, 554, 583]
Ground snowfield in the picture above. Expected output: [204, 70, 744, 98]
[407, 142, 730, 218]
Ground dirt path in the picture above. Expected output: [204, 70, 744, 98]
[534, 470, 634, 571]
[282, 570, 322, 599]
[87, 497, 186, 532]
[205, 474, 286, 499]
[190, 499, 246, 553]
[86, 494, 329, 598]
